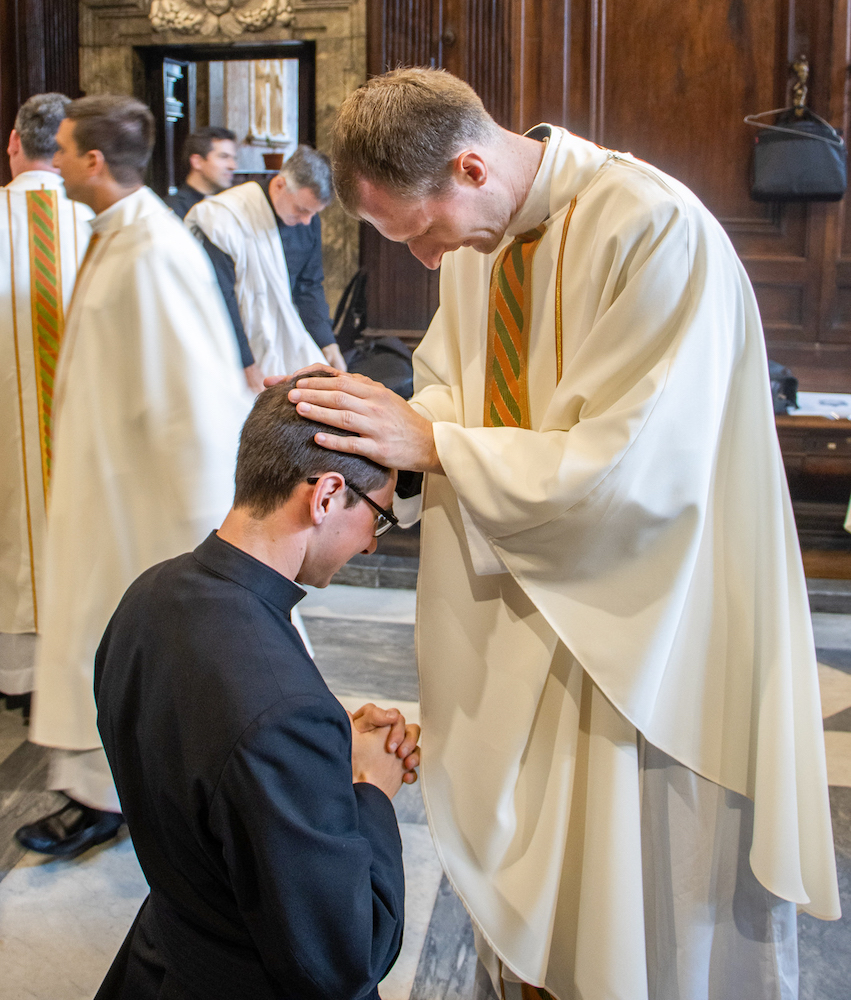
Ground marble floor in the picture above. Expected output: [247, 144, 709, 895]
[0, 593, 849, 999]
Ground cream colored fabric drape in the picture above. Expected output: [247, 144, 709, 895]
[410, 126, 838, 998]
[31, 187, 252, 751]
[0, 171, 92, 694]
[186, 181, 325, 377]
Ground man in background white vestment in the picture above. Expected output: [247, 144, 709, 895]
[0, 93, 92, 700]
[286, 69, 840, 1000]
[15, 95, 252, 857]
[186, 145, 346, 381]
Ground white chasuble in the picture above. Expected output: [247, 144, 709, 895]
[185, 181, 325, 377]
[0, 171, 92, 694]
[411, 127, 839, 998]
[30, 186, 252, 751]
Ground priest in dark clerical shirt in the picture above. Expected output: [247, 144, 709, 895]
[166, 126, 237, 220]
[186, 145, 348, 393]
[93, 374, 419, 1000]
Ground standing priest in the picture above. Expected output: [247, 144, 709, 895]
[16, 95, 252, 857]
[0, 93, 92, 700]
[286, 68, 840, 1000]
[186, 145, 347, 384]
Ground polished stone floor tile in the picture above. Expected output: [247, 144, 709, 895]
[818, 663, 851, 718]
[0, 819, 445, 1000]
[300, 583, 416, 624]
[410, 875, 477, 1000]
[798, 787, 851, 1000]
[823, 706, 851, 731]
[380, 823, 446, 1000]
[0, 698, 28, 766]
[0, 737, 64, 883]
[816, 648, 851, 673]
[0, 830, 146, 1000]
[813, 612, 851, 650]
[309, 618, 419, 702]
[817, 664, 851, 787]
[392, 778, 429, 826]
[824, 732, 851, 787]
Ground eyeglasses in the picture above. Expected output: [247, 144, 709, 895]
[306, 477, 399, 537]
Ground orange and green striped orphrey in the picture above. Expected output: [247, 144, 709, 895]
[483, 224, 546, 429]
[26, 189, 64, 500]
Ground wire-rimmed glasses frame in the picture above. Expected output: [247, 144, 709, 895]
[306, 476, 399, 537]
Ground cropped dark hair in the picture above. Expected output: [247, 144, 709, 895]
[65, 95, 155, 186]
[182, 126, 236, 172]
[280, 145, 333, 205]
[14, 93, 70, 160]
[233, 374, 389, 519]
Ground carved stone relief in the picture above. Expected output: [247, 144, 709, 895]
[149, 0, 295, 37]
[248, 59, 299, 145]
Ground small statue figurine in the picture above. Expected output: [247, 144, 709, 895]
[791, 54, 809, 117]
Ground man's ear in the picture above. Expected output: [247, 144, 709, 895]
[86, 148, 108, 180]
[307, 472, 347, 527]
[188, 152, 204, 173]
[7, 129, 20, 159]
[454, 149, 488, 187]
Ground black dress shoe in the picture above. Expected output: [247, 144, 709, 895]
[15, 799, 124, 857]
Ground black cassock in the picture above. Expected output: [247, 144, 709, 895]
[94, 532, 404, 1000]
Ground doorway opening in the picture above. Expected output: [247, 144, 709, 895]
[136, 42, 316, 198]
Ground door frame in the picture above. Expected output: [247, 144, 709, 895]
[135, 41, 316, 198]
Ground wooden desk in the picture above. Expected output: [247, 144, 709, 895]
[776, 414, 851, 549]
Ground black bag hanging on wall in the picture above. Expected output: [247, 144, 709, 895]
[745, 107, 847, 202]
[332, 270, 415, 399]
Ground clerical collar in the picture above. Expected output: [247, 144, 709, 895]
[6, 169, 64, 190]
[193, 531, 306, 615]
[180, 182, 207, 206]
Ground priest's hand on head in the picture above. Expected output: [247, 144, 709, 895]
[286, 370, 443, 475]
[352, 703, 421, 784]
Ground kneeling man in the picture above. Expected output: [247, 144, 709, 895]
[94, 376, 419, 1000]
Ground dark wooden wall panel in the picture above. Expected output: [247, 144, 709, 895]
[364, 0, 519, 333]
[369, 0, 434, 71]
[594, 0, 784, 220]
[583, 0, 831, 376]
[454, 0, 513, 128]
[363, 0, 851, 391]
[514, 0, 570, 131]
[0, 0, 80, 185]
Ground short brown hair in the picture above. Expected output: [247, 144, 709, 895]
[233, 374, 390, 519]
[65, 95, 155, 186]
[331, 67, 500, 215]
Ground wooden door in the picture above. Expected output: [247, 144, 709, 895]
[143, 55, 195, 198]
[573, 0, 850, 391]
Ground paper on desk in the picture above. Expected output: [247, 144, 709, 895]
[789, 391, 851, 419]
